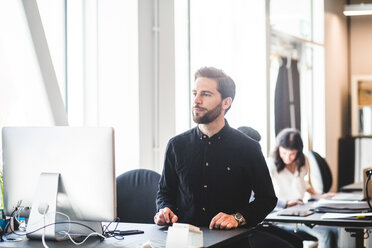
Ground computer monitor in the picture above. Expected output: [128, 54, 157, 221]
[2, 126, 116, 240]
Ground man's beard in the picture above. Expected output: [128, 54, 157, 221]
[192, 101, 222, 124]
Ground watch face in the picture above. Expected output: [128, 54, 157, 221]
[234, 213, 243, 222]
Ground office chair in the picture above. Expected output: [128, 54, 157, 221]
[116, 169, 161, 223]
[308, 150, 333, 194]
[237, 126, 261, 142]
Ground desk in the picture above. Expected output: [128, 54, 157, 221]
[265, 205, 371, 228]
[340, 182, 363, 192]
[265, 203, 371, 247]
[0, 222, 251, 248]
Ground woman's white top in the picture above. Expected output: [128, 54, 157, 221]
[267, 156, 311, 201]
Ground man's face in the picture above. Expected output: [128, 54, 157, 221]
[192, 77, 224, 124]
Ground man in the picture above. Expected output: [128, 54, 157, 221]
[155, 67, 277, 231]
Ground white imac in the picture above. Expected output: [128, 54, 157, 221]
[2, 127, 116, 241]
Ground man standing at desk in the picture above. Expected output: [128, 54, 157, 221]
[155, 67, 277, 231]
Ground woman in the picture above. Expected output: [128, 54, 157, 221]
[267, 128, 337, 248]
[238, 126, 303, 248]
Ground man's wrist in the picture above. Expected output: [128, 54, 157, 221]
[233, 212, 245, 226]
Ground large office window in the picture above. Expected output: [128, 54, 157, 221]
[67, 0, 139, 175]
[0, 0, 326, 175]
[184, 0, 268, 154]
[0, 1, 139, 175]
[0, 1, 64, 142]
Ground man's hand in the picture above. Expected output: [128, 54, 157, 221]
[154, 207, 178, 226]
[209, 212, 238, 230]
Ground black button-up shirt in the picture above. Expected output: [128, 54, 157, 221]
[156, 122, 277, 227]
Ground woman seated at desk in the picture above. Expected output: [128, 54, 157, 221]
[267, 128, 337, 248]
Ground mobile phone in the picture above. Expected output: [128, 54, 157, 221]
[112, 229, 144, 236]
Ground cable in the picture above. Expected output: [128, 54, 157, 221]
[365, 229, 370, 240]
[58, 231, 106, 245]
[101, 219, 125, 240]
[7, 221, 98, 237]
[366, 169, 372, 211]
[55, 211, 71, 239]
[41, 208, 49, 248]
[102, 217, 120, 235]
[3, 208, 123, 245]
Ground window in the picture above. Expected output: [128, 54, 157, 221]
[67, 0, 139, 175]
[269, 0, 325, 155]
[180, 0, 268, 154]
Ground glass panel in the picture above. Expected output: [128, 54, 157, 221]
[0, 1, 56, 127]
[175, 0, 191, 134]
[312, 0, 324, 44]
[189, 0, 267, 154]
[97, 0, 139, 174]
[67, 0, 139, 174]
[270, 0, 312, 40]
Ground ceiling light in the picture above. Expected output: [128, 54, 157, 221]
[344, 3, 372, 16]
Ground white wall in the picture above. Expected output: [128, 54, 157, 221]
[349, 13, 372, 75]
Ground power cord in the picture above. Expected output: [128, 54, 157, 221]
[365, 169, 372, 211]
[58, 231, 106, 245]
[40, 204, 49, 248]
[2, 207, 123, 245]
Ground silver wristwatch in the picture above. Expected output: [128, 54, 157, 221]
[233, 212, 245, 226]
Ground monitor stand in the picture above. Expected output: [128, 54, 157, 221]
[26, 173, 102, 241]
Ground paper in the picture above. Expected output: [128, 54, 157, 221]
[313, 199, 369, 209]
[166, 223, 203, 248]
[321, 212, 372, 219]
[331, 192, 364, 201]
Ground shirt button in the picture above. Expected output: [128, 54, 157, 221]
[218, 136, 221, 140]
[203, 185, 208, 188]
[203, 135, 207, 138]
[206, 162, 209, 166]
[202, 208, 206, 212]
[208, 141, 211, 145]
[227, 167, 231, 171]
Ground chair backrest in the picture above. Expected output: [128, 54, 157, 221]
[237, 126, 261, 142]
[116, 169, 161, 223]
[308, 150, 333, 193]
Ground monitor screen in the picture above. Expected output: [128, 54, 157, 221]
[2, 126, 116, 240]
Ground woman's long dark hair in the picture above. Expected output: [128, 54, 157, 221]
[273, 128, 305, 173]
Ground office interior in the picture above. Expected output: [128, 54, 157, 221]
[0, 0, 371, 196]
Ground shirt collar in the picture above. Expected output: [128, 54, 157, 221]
[196, 119, 230, 141]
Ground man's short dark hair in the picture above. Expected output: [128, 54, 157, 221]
[194, 66, 236, 102]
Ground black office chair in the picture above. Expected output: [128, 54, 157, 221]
[116, 169, 161, 223]
[237, 126, 261, 142]
[308, 150, 333, 193]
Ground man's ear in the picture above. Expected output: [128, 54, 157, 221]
[222, 97, 232, 111]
